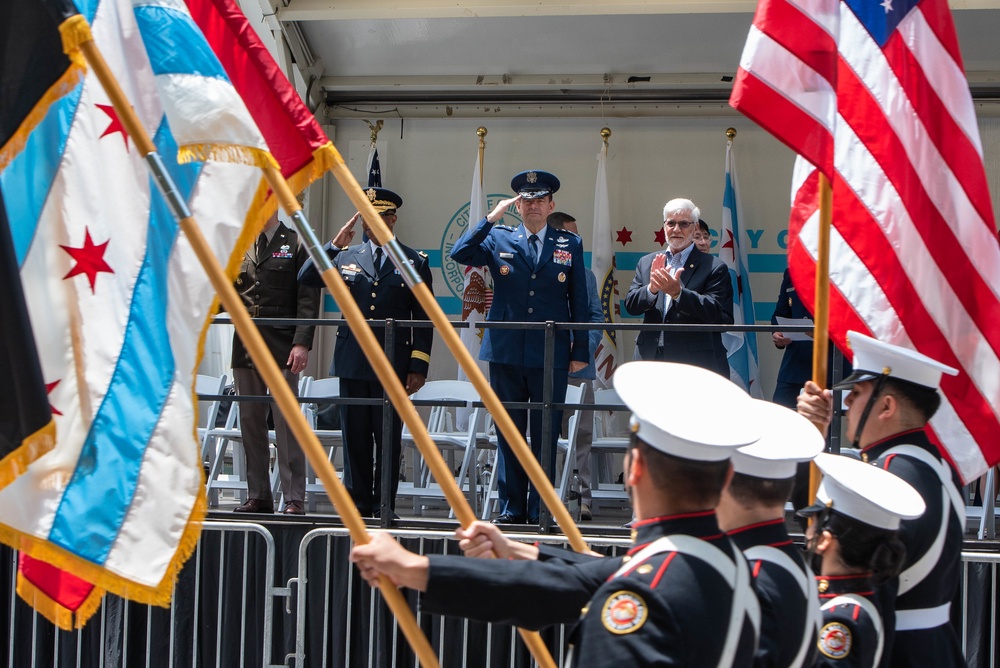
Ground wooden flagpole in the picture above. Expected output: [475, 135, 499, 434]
[264, 167, 558, 668]
[73, 36, 440, 668]
[809, 173, 834, 503]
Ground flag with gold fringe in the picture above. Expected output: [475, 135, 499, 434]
[184, 0, 336, 214]
[0, 0, 269, 628]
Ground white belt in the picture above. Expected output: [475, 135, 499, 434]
[895, 603, 951, 631]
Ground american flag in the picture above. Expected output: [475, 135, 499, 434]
[730, 0, 1000, 483]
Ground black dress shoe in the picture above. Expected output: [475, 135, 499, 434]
[372, 509, 400, 520]
[491, 513, 525, 525]
[233, 498, 274, 514]
[527, 517, 539, 524]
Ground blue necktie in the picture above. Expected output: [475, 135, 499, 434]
[528, 234, 540, 268]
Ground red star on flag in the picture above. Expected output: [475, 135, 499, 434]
[615, 227, 633, 245]
[653, 228, 666, 246]
[61, 228, 114, 293]
[722, 229, 735, 254]
[45, 380, 63, 416]
[97, 103, 130, 149]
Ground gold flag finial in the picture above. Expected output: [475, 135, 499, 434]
[726, 127, 737, 140]
[477, 126, 487, 149]
[364, 119, 384, 144]
[600, 127, 611, 145]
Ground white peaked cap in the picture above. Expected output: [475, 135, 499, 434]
[833, 331, 958, 391]
[811, 453, 926, 531]
[613, 361, 760, 462]
[732, 400, 826, 479]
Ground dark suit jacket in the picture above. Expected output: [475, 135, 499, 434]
[231, 222, 319, 369]
[624, 246, 733, 375]
[297, 240, 433, 381]
[450, 218, 589, 370]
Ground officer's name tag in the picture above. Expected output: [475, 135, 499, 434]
[499, 252, 515, 259]
[553, 249, 572, 265]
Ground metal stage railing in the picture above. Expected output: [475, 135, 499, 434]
[202, 317, 860, 529]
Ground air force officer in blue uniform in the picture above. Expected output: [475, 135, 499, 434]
[450, 171, 590, 524]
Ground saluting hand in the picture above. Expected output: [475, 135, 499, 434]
[332, 212, 361, 247]
[486, 195, 521, 223]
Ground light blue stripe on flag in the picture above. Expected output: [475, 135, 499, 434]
[133, 4, 230, 81]
[1, 87, 83, 265]
[48, 121, 201, 562]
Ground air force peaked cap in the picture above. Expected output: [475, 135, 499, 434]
[833, 331, 957, 391]
[732, 400, 826, 479]
[613, 361, 760, 462]
[365, 187, 403, 212]
[799, 453, 925, 531]
[510, 170, 560, 199]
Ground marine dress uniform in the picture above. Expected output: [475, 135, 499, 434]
[800, 453, 926, 668]
[417, 362, 763, 666]
[450, 170, 589, 523]
[726, 400, 824, 668]
[831, 332, 965, 667]
[232, 220, 319, 513]
[298, 188, 433, 516]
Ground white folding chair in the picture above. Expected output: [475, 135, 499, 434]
[298, 376, 343, 512]
[195, 372, 228, 464]
[204, 395, 247, 507]
[397, 380, 485, 517]
[590, 387, 631, 507]
[479, 384, 586, 519]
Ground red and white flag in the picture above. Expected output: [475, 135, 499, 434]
[731, 0, 1000, 483]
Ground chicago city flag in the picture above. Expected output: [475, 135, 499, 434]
[731, 0, 1000, 482]
[718, 139, 762, 398]
[0, 0, 269, 627]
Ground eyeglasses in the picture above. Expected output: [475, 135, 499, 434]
[380, 210, 397, 218]
[664, 219, 694, 229]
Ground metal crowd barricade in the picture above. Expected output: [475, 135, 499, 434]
[3, 522, 1000, 667]
[291, 528, 632, 668]
[4, 521, 282, 668]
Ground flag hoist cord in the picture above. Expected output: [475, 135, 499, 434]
[73, 23, 584, 668]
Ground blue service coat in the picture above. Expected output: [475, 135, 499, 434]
[450, 218, 590, 369]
